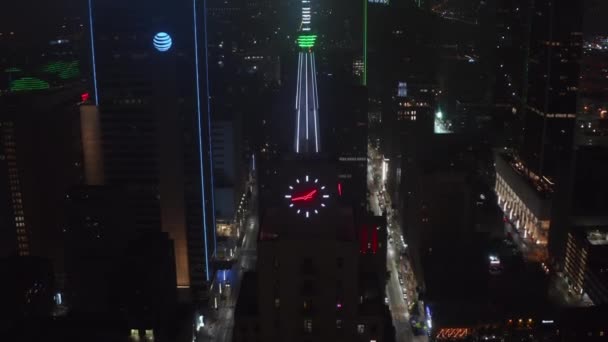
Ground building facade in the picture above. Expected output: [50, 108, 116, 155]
[563, 227, 608, 305]
[88, 0, 216, 299]
[493, 0, 584, 262]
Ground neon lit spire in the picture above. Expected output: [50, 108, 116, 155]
[294, 0, 320, 154]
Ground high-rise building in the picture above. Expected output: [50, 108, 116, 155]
[88, 0, 216, 299]
[0, 87, 84, 266]
[563, 226, 608, 305]
[234, 163, 389, 341]
[548, 145, 608, 271]
[494, 0, 584, 261]
[520, 0, 583, 182]
[233, 1, 390, 338]
[494, 0, 530, 110]
[576, 37, 608, 147]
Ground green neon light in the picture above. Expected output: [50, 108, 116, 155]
[298, 34, 317, 48]
[363, 0, 368, 86]
[10, 77, 50, 92]
[41, 61, 80, 80]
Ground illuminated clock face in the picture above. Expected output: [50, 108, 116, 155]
[284, 175, 330, 218]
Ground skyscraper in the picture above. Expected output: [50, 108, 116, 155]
[88, 0, 216, 299]
[494, 0, 584, 261]
[294, 0, 321, 154]
[520, 0, 583, 182]
[0, 87, 84, 265]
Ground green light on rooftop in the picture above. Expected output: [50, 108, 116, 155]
[10, 77, 50, 92]
[297, 34, 317, 48]
[42, 60, 80, 80]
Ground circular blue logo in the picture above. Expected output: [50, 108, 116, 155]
[153, 32, 172, 52]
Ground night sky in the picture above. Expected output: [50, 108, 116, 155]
[1, 1, 606, 36]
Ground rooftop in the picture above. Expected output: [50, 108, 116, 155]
[586, 229, 608, 246]
[504, 153, 554, 195]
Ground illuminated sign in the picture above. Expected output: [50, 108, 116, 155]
[153, 32, 172, 52]
[297, 34, 317, 48]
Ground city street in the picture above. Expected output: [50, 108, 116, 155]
[368, 144, 428, 342]
[198, 184, 259, 342]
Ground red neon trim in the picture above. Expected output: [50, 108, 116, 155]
[360, 224, 367, 254]
[372, 226, 378, 254]
[338, 183, 342, 196]
[291, 189, 317, 202]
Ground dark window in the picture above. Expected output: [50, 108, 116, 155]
[301, 279, 314, 295]
[300, 257, 315, 275]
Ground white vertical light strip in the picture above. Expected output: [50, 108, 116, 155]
[312, 52, 319, 109]
[296, 53, 302, 153]
[87, 0, 99, 105]
[296, 56, 302, 153]
[305, 53, 309, 142]
[295, 52, 302, 109]
[311, 53, 319, 152]
[202, 0, 217, 256]
[193, 0, 210, 281]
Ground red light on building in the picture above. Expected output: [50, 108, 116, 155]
[81, 92, 90, 102]
[360, 224, 367, 254]
[371, 227, 378, 254]
[338, 183, 342, 196]
[360, 225, 378, 254]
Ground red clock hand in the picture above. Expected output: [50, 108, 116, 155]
[291, 189, 317, 202]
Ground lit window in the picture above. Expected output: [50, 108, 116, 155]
[274, 298, 280, 308]
[336, 319, 343, 329]
[357, 324, 365, 334]
[130, 329, 139, 341]
[304, 319, 313, 333]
